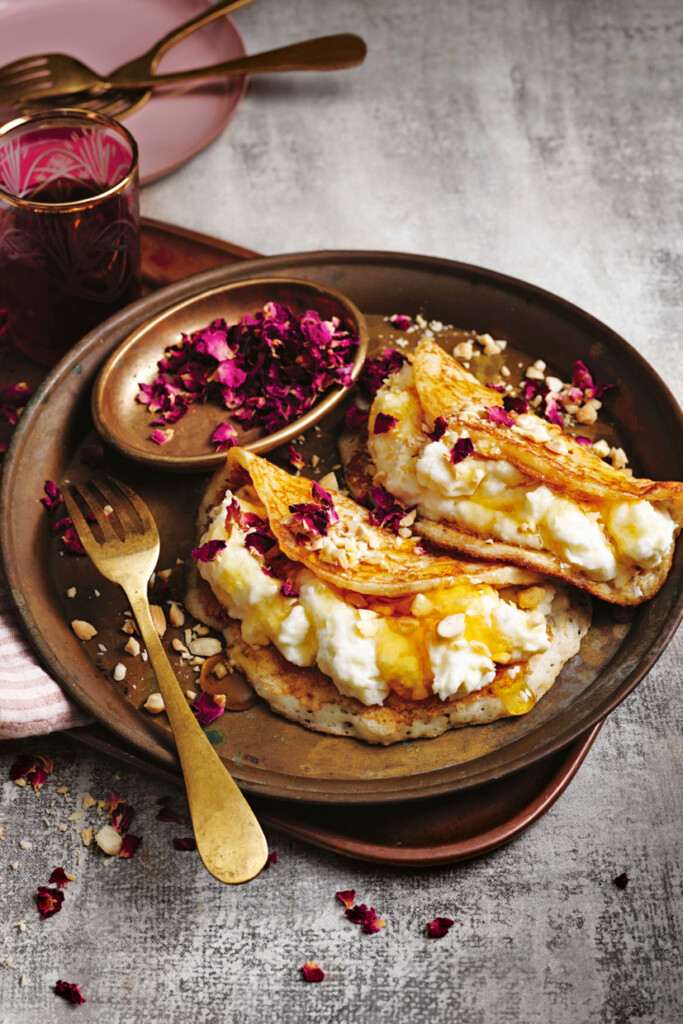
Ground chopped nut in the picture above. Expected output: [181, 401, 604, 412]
[112, 663, 126, 682]
[575, 401, 598, 425]
[592, 439, 610, 457]
[546, 437, 568, 455]
[454, 340, 474, 359]
[95, 823, 122, 856]
[310, 454, 320, 468]
[213, 694, 227, 709]
[150, 605, 166, 637]
[121, 619, 137, 635]
[124, 637, 140, 657]
[157, 568, 172, 580]
[66, 587, 77, 599]
[185, 690, 197, 702]
[193, 624, 210, 636]
[518, 586, 546, 610]
[82, 794, 96, 810]
[318, 471, 339, 492]
[213, 661, 228, 680]
[144, 692, 165, 714]
[437, 614, 466, 640]
[610, 447, 628, 469]
[168, 603, 185, 628]
[189, 637, 223, 658]
[81, 828, 92, 847]
[71, 619, 97, 641]
[20, 839, 32, 851]
[545, 375, 563, 393]
[525, 365, 545, 381]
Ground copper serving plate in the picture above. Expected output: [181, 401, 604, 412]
[3, 246, 683, 805]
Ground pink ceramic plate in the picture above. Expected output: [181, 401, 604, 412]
[0, 0, 248, 184]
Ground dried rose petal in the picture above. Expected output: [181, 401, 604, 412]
[105, 791, 125, 814]
[287, 444, 306, 470]
[373, 412, 398, 435]
[344, 403, 369, 431]
[426, 916, 454, 938]
[172, 836, 197, 850]
[37, 886, 64, 920]
[55, 980, 86, 1005]
[503, 394, 528, 415]
[265, 850, 278, 867]
[345, 903, 386, 934]
[48, 867, 72, 889]
[358, 349, 406, 400]
[289, 482, 339, 538]
[280, 579, 299, 598]
[61, 526, 86, 556]
[211, 421, 238, 452]
[41, 480, 62, 513]
[335, 889, 356, 909]
[428, 416, 448, 441]
[301, 961, 325, 982]
[79, 443, 105, 469]
[389, 314, 411, 330]
[544, 392, 565, 428]
[245, 531, 272, 557]
[487, 406, 515, 427]
[368, 486, 415, 535]
[0, 381, 32, 424]
[191, 540, 227, 563]
[111, 803, 135, 835]
[119, 834, 142, 859]
[191, 689, 225, 727]
[486, 382, 506, 394]
[10, 753, 54, 790]
[574, 435, 592, 445]
[150, 428, 172, 446]
[449, 437, 474, 464]
[613, 872, 629, 889]
[573, 360, 613, 400]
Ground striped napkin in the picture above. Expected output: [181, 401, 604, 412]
[0, 576, 91, 738]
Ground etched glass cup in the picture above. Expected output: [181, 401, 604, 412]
[0, 108, 141, 366]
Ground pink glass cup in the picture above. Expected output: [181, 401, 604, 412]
[0, 109, 141, 366]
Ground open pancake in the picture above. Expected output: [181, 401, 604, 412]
[339, 337, 683, 605]
[185, 448, 590, 745]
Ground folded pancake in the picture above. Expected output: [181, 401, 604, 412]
[339, 337, 683, 605]
[185, 447, 590, 745]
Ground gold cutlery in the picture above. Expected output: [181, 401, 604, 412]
[0, 0, 257, 120]
[62, 477, 268, 885]
[0, 33, 366, 111]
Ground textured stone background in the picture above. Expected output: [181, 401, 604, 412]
[1, 0, 682, 1021]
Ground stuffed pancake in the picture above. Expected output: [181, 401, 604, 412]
[185, 448, 590, 745]
[340, 337, 683, 606]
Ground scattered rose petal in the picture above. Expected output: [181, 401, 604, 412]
[373, 412, 398, 435]
[449, 437, 474, 464]
[48, 867, 72, 889]
[367, 486, 415, 535]
[426, 916, 454, 938]
[544, 392, 565, 428]
[428, 416, 448, 441]
[10, 753, 54, 791]
[150, 428, 172, 446]
[613, 872, 629, 890]
[79, 443, 105, 469]
[191, 689, 225, 726]
[344, 403, 369, 431]
[503, 394, 528, 415]
[289, 482, 339, 538]
[573, 360, 613, 400]
[37, 886, 64, 920]
[211, 421, 238, 452]
[119, 834, 142, 859]
[487, 406, 515, 427]
[0, 381, 32, 425]
[191, 540, 227, 563]
[574, 435, 592, 445]
[358, 349, 406, 400]
[156, 797, 187, 824]
[172, 837, 197, 851]
[265, 850, 278, 867]
[61, 526, 86, 556]
[486, 382, 506, 393]
[345, 903, 386, 934]
[41, 480, 62, 513]
[55, 980, 86, 1005]
[280, 579, 299, 598]
[301, 961, 325, 982]
[287, 444, 306, 470]
[336, 889, 356, 909]
[389, 314, 411, 330]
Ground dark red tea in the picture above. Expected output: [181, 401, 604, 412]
[0, 112, 140, 367]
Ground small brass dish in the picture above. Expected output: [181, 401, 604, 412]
[91, 276, 368, 472]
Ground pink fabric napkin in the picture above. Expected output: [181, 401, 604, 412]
[0, 575, 92, 739]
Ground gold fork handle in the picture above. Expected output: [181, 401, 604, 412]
[127, 590, 268, 884]
[108, 33, 367, 88]
[111, 0, 257, 77]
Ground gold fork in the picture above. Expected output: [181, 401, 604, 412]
[0, 33, 366, 110]
[0, 0, 257, 118]
[62, 477, 268, 885]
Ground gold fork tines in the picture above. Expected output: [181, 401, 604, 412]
[62, 479, 268, 884]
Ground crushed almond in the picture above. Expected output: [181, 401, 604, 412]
[95, 824, 122, 856]
[168, 603, 185, 628]
[124, 637, 140, 657]
[189, 638, 222, 658]
[112, 663, 126, 682]
[71, 620, 97, 641]
[121, 619, 137, 635]
[150, 605, 166, 637]
[143, 693, 165, 714]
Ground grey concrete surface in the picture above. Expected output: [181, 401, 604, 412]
[1, 0, 682, 1021]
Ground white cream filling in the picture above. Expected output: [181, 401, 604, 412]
[197, 493, 552, 706]
[369, 368, 674, 582]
